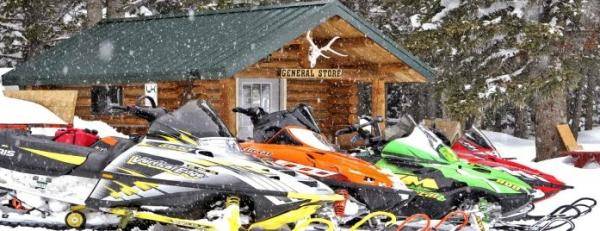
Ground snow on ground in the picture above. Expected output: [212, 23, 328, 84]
[73, 116, 127, 138]
[575, 127, 600, 151]
[0, 95, 67, 125]
[486, 129, 600, 231]
[482, 130, 536, 160]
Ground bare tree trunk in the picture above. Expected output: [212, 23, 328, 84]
[107, 0, 124, 18]
[493, 109, 503, 132]
[585, 73, 596, 130]
[86, 0, 102, 28]
[426, 85, 438, 118]
[514, 106, 527, 138]
[534, 87, 567, 161]
[21, 0, 45, 60]
[570, 85, 583, 138]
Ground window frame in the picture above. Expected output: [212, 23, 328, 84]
[90, 85, 124, 115]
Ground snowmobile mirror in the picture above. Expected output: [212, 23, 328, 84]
[358, 118, 373, 136]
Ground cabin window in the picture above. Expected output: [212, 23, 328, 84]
[237, 78, 282, 139]
[91, 86, 123, 115]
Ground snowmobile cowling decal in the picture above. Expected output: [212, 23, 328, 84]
[126, 155, 210, 179]
[20, 147, 86, 165]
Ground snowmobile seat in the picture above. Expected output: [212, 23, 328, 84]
[72, 137, 137, 177]
[0, 131, 94, 176]
[92, 136, 137, 155]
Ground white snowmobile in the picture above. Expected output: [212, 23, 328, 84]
[0, 99, 344, 230]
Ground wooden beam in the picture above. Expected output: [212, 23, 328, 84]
[371, 79, 386, 129]
[377, 64, 428, 83]
[220, 78, 237, 135]
[254, 60, 300, 69]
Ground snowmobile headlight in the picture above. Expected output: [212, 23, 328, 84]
[438, 146, 459, 163]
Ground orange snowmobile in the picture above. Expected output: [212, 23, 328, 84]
[234, 105, 413, 216]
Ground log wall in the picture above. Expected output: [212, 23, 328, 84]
[31, 80, 230, 135]
[286, 79, 358, 137]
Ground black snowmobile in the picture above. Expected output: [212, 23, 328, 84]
[0, 99, 343, 230]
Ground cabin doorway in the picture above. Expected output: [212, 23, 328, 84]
[236, 78, 282, 140]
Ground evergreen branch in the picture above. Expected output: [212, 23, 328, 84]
[0, 16, 23, 21]
[0, 53, 23, 59]
[0, 22, 24, 31]
[123, 0, 152, 12]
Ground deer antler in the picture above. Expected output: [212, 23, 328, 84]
[321, 37, 348, 58]
[305, 30, 348, 68]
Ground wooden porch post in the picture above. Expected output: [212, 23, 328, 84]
[372, 79, 386, 127]
[222, 78, 237, 135]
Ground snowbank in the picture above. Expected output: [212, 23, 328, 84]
[1, 72, 66, 125]
[0, 91, 126, 138]
[0, 96, 66, 125]
[485, 131, 600, 231]
[73, 116, 127, 138]
[575, 127, 600, 150]
[484, 128, 600, 166]
[482, 130, 536, 161]
[517, 157, 600, 231]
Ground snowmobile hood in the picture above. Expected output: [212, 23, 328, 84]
[139, 136, 336, 194]
[452, 128, 568, 200]
[381, 117, 532, 195]
[241, 142, 407, 190]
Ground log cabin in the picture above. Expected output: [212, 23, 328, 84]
[3, 0, 435, 139]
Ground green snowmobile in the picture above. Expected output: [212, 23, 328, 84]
[335, 115, 535, 220]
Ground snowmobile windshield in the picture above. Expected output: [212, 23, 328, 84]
[464, 126, 501, 157]
[149, 100, 233, 139]
[253, 105, 321, 141]
[465, 127, 494, 147]
[287, 127, 336, 151]
[385, 115, 459, 163]
[384, 115, 417, 141]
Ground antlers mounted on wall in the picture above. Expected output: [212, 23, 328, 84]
[306, 31, 348, 68]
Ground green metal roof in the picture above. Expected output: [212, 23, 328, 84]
[3, 0, 435, 86]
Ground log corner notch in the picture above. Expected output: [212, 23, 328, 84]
[371, 79, 386, 129]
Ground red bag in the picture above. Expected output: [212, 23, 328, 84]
[54, 128, 99, 147]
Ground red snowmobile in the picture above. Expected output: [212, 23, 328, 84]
[450, 127, 571, 201]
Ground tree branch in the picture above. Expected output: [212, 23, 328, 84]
[0, 53, 23, 59]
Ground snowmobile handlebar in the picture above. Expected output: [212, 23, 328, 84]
[334, 116, 384, 137]
[110, 105, 167, 123]
[232, 107, 268, 124]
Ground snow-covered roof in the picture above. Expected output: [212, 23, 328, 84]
[3, 1, 434, 86]
[0, 68, 12, 77]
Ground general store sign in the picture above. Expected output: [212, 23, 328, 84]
[280, 69, 343, 79]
